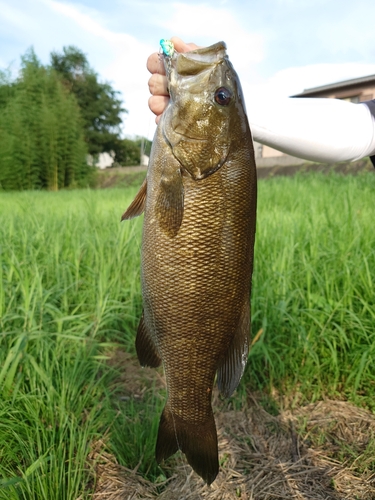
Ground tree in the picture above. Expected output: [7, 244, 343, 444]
[113, 136, 152, 166]
[0, 49, 89, 190]
[113, 138, 141, 166]
[50, 46, 126, 159]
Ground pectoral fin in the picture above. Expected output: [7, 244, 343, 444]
[135, 312, 162, 368]
[121, 177, 147, 221]
[155, 167, 184, 238]
[217, 299, 250, 398]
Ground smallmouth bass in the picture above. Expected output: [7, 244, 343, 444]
[122, 40, 257, 484]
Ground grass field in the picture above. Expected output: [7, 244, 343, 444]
[0, 171, 375, 498]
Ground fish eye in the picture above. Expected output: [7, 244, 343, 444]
[214, 87, 232, 106]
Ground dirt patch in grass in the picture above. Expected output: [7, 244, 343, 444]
[256, 158, 374, 180]
[107, 350, 165, 399]
[94, 158, 374, 190]
[96, 168, 146, 189]
[88, 352, 375, 500]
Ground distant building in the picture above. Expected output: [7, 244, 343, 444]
[140, 154, 149, 166]
[255, 74, 375, 162]
[87, 152, 115, 169]
[292, 74, 375, 102]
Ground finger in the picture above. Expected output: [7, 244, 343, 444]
[170, 36, 200, 53]
[147, 52, 165, 75]
[148, 95, 170, 117]
[148, 73, 169, 96]
[147, 38, 201, 75]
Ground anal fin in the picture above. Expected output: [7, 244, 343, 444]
[121, 177, 147, 221]
[155, 167, 184, 238]
[135, 312, 162, 368]
[217, 299, 250, 398]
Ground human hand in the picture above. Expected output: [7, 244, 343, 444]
[147, 37, 200, 123]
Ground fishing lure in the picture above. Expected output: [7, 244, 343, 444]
[160, 39, 175, 57]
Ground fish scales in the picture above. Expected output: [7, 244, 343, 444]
[122, 41, 257, 485]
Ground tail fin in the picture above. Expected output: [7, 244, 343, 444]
[155, 406, 219, 485]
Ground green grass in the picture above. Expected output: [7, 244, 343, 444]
[0, 171, 375, 497]
[246, 172, 375, 409]
[0, 188, 149, 498]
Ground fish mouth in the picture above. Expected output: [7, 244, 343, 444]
[180, 42, 227, 64]
[174, 42, 227, 76]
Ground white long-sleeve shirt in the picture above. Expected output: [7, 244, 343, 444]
[248, 97, 375, 163]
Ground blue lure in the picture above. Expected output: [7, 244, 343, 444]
[160, 39, 175, 57]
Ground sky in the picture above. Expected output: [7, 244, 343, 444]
[2, 0, 375, 140]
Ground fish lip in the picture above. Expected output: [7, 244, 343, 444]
[168, 42, 228, 78]
[180, 42, 227, 63]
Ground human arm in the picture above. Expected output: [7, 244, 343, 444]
[248, 97, 375, 163]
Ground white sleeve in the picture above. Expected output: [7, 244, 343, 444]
[248, 97, 375, 163]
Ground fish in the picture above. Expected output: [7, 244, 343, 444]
[121, 40, 257, 485]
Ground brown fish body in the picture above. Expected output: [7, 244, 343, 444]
[122, 42, 257, 484]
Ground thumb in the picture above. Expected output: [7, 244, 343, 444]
[170, 36, 200, 53]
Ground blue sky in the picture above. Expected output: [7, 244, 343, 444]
[2, 0, 375, 139]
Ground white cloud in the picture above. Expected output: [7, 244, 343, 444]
[242, 62, 375, 106]
[43, 0, 157, 138]
[158, 2, 265, 78]
[0, 1, 38, 29]
[47, 0, 133, 45]
[315, 3, 375, 60]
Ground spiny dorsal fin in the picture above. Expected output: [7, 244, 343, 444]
[217, 299, 250, 398]
[135, 313, 162, 368]
[121, 177, 147, 221]
[155, 167, 184, 238]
